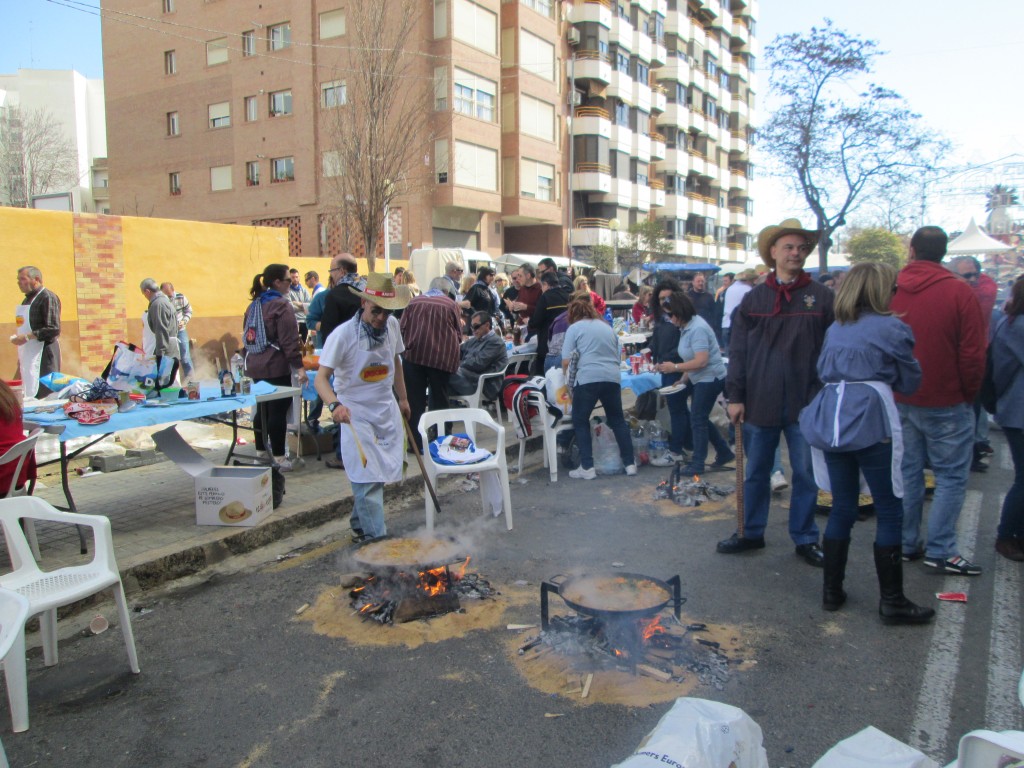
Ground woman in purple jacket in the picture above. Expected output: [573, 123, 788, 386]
[799, 263, 933, 625]
[242, 264, 308, 471]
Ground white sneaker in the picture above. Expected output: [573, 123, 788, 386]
[256, 449, 269, 459]
[569, 466, 597, 480]
[274, 456, 293, 473]
[770, 471, 788, 491]
[624, 464, 638, 476]
[650, 452, 684, 467]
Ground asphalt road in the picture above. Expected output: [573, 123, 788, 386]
[3, 432, 1021, 768]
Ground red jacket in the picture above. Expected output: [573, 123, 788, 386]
[890, 260, 986, 407]
[0, 416, 35, 493]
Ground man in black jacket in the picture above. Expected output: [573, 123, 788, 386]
[319, 254, 363, 344]
[528, 272, 569, 375]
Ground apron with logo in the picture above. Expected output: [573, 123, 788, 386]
[15, 294, 46, 400]
[335, 332, 404, 485]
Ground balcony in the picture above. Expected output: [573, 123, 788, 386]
[609, 15, 635, 49]
[650, 40, 667, 66]
[571, 218, 615, 248]
[632, 30, 652, 63]
[731, 95, 748, 119]
[567, 0, 612, 27]
[731, 17, 749, 46]
[634, 131, 652, 163]
[657, 57, 691, 84]
[572, 162, 612, 192]
[573, 50, 612, 83]
[649, 132, 666, 159]
[650, 84, 667, 113]
[650, 183, 666, 207]
[631, 0, 653, 14]
[656, 102, 687, 127]
[632, 182, 652, 212]
[727, 170, 748, 192]
[574, 106, 611, 138]
[729, 129, 748, 153]
[728, 205, 748, 227]
[608, 69, 634, 105]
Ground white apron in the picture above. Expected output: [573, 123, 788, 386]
[810, 380, 904, 497]
[336, 339, 405, 484]
[15, 294, 46, 400]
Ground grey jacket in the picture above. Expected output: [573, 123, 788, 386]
[148, 292, 180, 359]
[992, 312, 1024, 430]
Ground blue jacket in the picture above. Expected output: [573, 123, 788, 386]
[991, 312, 1024, 430]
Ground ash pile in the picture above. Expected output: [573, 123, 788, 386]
[348, 567, 497, 625]
[654, 471, 734, 507]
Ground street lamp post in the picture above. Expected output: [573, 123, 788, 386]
[609, 217, 620, 272]
[703, 234, 714, 264]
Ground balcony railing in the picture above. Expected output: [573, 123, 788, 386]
[649, 179, 665, 189]
[649, 131, 666, 141]
[577, 49, 611, 62]
[575, 162, 611, 174]
[584, 0, 611, 7]
[575, 217, 612, 228]
[575, 106, 610, 119]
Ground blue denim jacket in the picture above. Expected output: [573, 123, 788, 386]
[991, 312, 1024, 429]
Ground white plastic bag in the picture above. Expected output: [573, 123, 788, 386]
[545, 367, 572, 415]
[592, 419, 624, 475]
[812, 726, 939, 768]
[613, 697, 769, 768]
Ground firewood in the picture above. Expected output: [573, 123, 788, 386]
[523, 646, 552, 662]
[645, 648, 676, 661]
[393, 593, 460, 623]
[338, 572, 369, 588]
[636, 664, 672, 682]
[507, 623, 538, 631]
[581, 673, 593, 699]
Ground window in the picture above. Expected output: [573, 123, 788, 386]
[319, 9, 346, 39]
[453, 68, 496, 121]
[454, 140, 497, 191]
[166, 111, 180, 136]
[162, 0, 174, 12]
[269, 90, 292, 117]
[520, 30, 555, 81]
[634, 161, 648, 186]
[614, 100, 629, 127]
[268, 22, 291, 51]
[435, 139, 449, 183]
[242, 30, 256, 57]
[616, 53, 630, 75]
[164, 50, 177, 75]
[322, 151, 342, 177]
[208, 101, 231, 129]
[433, 67, 448, 110]
[521, 0, 553, 17]
[521, 158, 555, 201]
[453, 0, 496, 55]
[271, 156, 295, 183]
[169, 172, 181, 195]
[520, 94, 554, 141]
[210, 165, 232, 191]
[246, 161, 260, 187]
[245, 96, 258, 122]
[321, 80, 346, 108]
[434, 0, 448, 39]
[206, 38, 229, 66]
[636, 61, 649, 83]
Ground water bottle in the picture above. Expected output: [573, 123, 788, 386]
[230, 351, 244, 382]
[631, 421, 650, 466]
[647, 423, 669, 464]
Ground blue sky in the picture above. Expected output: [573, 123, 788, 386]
[5, 0, 1023, 230]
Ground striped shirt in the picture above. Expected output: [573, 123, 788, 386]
[170, 292, 192, 329]
[399, 294, 463, 373]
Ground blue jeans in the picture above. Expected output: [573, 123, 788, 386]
[688, 378, 731, 470]
[899, 403, 973, 559]
[176, 328, 193, 379]
[351, 481, 386, 538]
[571, 381, 635, 470]
[740, 421, 819, 544]
[823, 441, 902, 546]
[660, 372, 692, 454]
[998, 427, 1024, 540]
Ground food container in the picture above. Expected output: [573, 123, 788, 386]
[186, 380, 200, 400]
[239, 376, 252, 395]
[629, 354, 642, 375]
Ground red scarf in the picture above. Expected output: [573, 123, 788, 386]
[765, 271, 812, 315]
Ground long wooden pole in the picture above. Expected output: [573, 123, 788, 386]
[402, 414, 443, 517]
[735, 422, 744, 538]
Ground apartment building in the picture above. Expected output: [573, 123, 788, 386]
[102, 0, 756, 264]
[0, 69, 109, 214]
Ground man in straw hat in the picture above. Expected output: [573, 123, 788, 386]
[315, 273, 411, 542]
[718, 219, 835, 566]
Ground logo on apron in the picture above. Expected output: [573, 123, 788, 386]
[360, 364, 389, 383]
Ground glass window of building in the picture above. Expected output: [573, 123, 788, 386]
[271, 157, 295, 183]
[269, 90, 293, 117]
[453, 69, 496, 121]
[206, 38, 229, 66]
[210, 165, 232, 191]
[245, 96, 258, 122]
[166, 111, 180, 136]
[164, 50, 177, 75]
[321, 81, 347, 108]
[268, 22, 292, 51]
[319, 9, 346, 39]
[208, 101, 231, 129]
[520, 94, 554, 142]
[169, 172, 181, 195]
[242, 30, 256, 57]
[521, 29, 555, 80]
[246, 161, 260, 187]
[453, 0, 496, 55]
[454, 140, 497, 191]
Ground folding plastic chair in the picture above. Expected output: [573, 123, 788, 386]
[516, 390, 574, 482]
[449, 370, 507, 426]
[0, 429, 42, 560]
[418, 409, 513, 533]
[0, 588, 30, 741]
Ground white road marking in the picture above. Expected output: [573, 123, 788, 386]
[908, 490, 982, 761]
[986, 494, 1023, 731]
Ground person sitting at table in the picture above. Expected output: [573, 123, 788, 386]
[242, 264, 308, 472]
[573, 275, 607, 315]
[632, 286, 653, 326]
[450, 312, 508, 399]
[0, 381, 34, 494]
[562, 295, 636, 480]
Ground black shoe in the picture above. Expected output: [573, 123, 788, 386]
[977, 441, 994, 455]
[875, 544, 935, 625]
[679, 463, 705, 475]
[902, 547, 925, 562]
[970, 459, 988, 473]
[795, 542, 825, 567]
[822, 538, 849, 611]
[716, 533, 765, 554]
[709, 453, 735, 470]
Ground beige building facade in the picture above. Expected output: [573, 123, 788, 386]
[102, 0, 756, 265]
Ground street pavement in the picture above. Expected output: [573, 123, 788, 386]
[1, 429, 1022, 767]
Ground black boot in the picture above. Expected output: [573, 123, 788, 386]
[873, 544, 935, 625]
[822, 538, 849, 611]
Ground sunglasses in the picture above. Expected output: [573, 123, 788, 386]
[661, 298, 672, 307]
[369, 307, 392, 317]
[960, 271, 979, 279]
[471, 322, 486, 330]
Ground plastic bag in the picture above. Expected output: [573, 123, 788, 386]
[647, 422, 670, 464]
[593, 418, 624, 475]
[631, 421, 650, 466]
[812, 726, 938, 768]
[613, 697, 769, 768]
[545, 367, 572, 415]
[102, 341, 179, 394]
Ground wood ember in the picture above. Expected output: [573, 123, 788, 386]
[347, 568, 495, 625]
[654, 473, 734, 507]
[637, 664, 672, 683]
[393, 593, 461, 623]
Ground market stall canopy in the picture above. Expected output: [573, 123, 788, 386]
[494, 253, 593, 271]
[641, 262, 722, 273]
[947, 218, 1012, 254]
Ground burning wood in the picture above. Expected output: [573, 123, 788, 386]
[654, 470, 734, 507]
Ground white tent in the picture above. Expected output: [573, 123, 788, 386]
[948, 218, 1012, 255]
[493, 253, 593, 272]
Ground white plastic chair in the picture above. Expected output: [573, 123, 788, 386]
[418, 409, 513, 533]
[449, 369, 507, 424]
[517, 390, 574, 482]
[0, 589, 30, 742]
[504, 353, 537, 423]
[0, 429, 42, 560]
[0, 497, 139, 697]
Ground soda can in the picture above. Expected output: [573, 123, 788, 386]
[630, 354, 641, 375]
[239, 376, 252, 395]
[186, 380, 200, 400]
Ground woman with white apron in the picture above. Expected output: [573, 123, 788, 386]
[314, 274, 411, 541]
[799, 262, 934, 626]
[13, 270, 61, 401]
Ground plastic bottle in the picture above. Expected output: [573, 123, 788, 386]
[647, 422, 669, 464]
[230, 351, 244, 382]
[631, 421, 650, 466]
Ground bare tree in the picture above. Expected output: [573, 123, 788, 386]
[0, 105, 80, 208]
[758, 20, 949, 270]
[320, 0, 435, 271]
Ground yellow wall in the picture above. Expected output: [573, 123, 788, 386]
[0, 209, 79, 322]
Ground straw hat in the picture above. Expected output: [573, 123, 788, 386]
[354, 273, 410, 311]
[756, 218, 820, 268]
[735, 268, 758, 282]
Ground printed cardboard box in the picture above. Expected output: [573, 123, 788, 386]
[153, 426, 273, 527]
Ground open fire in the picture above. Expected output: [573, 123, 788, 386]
[654, 470, 733, 507]
[348, 558, 496, 624]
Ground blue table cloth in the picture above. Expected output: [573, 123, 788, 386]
[620, 371, 662, 396]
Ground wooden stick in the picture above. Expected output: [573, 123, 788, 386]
[735, 419, 744, 538]
[401, 413, 443, 517]
[347, 422, 368, 468]
[636, 664, 672, 683]
[581, 673, 593, 699]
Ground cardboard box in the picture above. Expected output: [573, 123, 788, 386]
[152, 427, 273, 527]
[288, 431, 334, 455]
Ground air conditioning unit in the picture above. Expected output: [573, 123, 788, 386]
[567, 28, 580, 46]
[571, 91, 583, 106]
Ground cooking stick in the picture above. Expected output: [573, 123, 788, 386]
[401, 413, 443, 517]
[347, 422, 368, 468]
[735, 420, 744, 538]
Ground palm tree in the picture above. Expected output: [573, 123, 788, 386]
[986, 184, 1020, 212]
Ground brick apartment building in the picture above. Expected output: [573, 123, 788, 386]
[101, 0, 757, 264]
